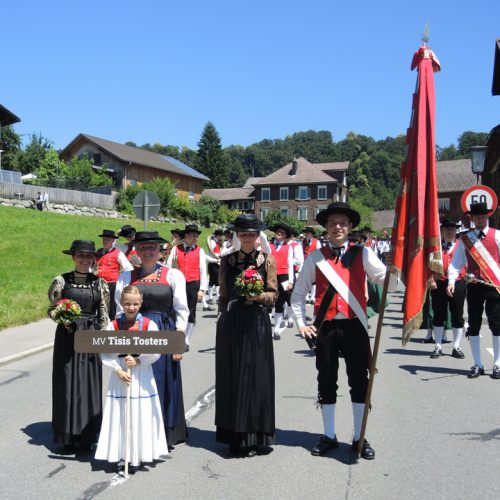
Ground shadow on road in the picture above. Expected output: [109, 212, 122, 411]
[448, 428, 500, 442]
[385, 348, 430, 356]
[399, 364, 470, 379]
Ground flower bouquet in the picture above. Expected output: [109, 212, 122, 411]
[53, 299, 82, 325]
[234, 267, 264, 301]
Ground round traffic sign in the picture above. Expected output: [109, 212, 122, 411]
[132, 190, 161, 221]
[460, 185, 498, 214]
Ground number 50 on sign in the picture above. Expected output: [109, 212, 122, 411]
[461, 185, 498, 213]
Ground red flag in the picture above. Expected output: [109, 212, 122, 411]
[391, 45, 443, 345]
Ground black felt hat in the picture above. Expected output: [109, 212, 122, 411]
[134, 231, 167, 244]
[184, 224, 202, 235]
[98, 229, 119, 239]
[228, 214, 266, 233]
[440, 218, 461, 228]
[62, 240, 96, 255]
[270, 222, 293, 238]
[213, 229, 224, 236]
[315, 202, 361, 228]
[170, 228, 185, 238]
[303, 226, 316, 234]
[465, 202, 491, 215]
[118, 225, 136, 237]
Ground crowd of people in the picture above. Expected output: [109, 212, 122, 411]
[47, 199, 500, 473]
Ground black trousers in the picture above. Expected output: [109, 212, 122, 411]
[208, 263, 220, 287]
[275, 274, 291, 314]
[466, 283, 500, 336]
[186, 280, 200, 324]
[315, 318, 370, 404]
[107, 281, 117, 320]
[431, 279, 465, 328]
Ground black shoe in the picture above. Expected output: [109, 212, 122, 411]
[245, 447, 257, 458]
[430, 347, 442, 359]
[207, 299, 215, 305]
[61, 444, 76, 455]
[273, 333, 281, 340]
[451, 348, 465, 359]
[184, 344, 190, 352]
[491, 365, 500, 379]
[203, 306, 215, 311]
[442, 338, 450, 344]
[352, 438, 375, 460]
[422, 337, 434, 344]
[468, 365, 485, 378]
[225, 445, 241, 457]
[311, 435, 339, 456]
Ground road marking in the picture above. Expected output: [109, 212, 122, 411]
[0, 343, 53, 367]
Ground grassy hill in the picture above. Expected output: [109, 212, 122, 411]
[0, 206, 214, 329]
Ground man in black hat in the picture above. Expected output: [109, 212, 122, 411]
[167, 224, 208, 350]
[291, 202, 395, 460]
[269, 223, 294, 340]
[428, 218, 466, 360]
[302, 227, 321, 304]
[96, 230, 133, 319]
[205, 229, 224, 307]
[117, 225, 140, 266]
[447, 202, 500, 379]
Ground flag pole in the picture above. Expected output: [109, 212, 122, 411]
[124, 367, 132, 478]
[357, 264, 392, 458]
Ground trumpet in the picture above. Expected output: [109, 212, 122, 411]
[464, 273, 500, 289]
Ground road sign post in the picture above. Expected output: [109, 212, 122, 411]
[132, 191, 161, 230]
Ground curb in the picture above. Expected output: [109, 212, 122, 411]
[0, 343, 53, 367]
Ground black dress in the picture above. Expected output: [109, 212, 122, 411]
[215, 250, 278, 448]
[48, 272, 110, 446]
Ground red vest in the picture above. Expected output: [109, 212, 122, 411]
[303, 238, 318, 257]
[441, 242, 465, 281]
[270, 242, 289, 276]
[289, 241, 299, 272]
[97, 247, 121, 283]
[314, 246, 367, 321]
[125, 245, 138, 262]
[176, 244, 202, 282]
[464, 228, 500, 281]
[112, 316, 151, 331]
[213, 241, 221, 255]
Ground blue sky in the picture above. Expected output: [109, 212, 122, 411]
[2, 0, 499, 151]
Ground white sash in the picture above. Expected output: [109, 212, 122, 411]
[314, 253, 368, 332]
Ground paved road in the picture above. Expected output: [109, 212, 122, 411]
[0, 291, 499, 499]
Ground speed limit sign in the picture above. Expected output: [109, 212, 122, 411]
[461, 185, 498, 213]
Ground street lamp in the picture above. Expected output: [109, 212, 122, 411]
[470, 145, 487, 185]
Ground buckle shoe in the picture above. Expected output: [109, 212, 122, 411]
[352, 438, 375, 460]
[273, 333, 281, 341]
[491, 365, 500, 379]
[430, 347, 442, 359]
[311, 435, 339, 456]
[451, 347, 465, 359]
[467, 365, 485, 378]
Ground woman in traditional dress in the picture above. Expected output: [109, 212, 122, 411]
[115, 231, 189, 447]
[215, 214, 278, 457]
[48, 240, 110, 453]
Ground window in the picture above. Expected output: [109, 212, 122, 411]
[296, 186, 309, 200]
[438, 198, 450, 211]
[261, 187, 270, 202]
[317, 185, 327, 200]
[280, 186, 289, 201]
[315, 205, 327, 217]
[280, 207, 289, 217]
[93, 153, 102, 165]
[297, 207, 308, 221]
[260, 208, 270, 219]
[129, 178, 137, 186]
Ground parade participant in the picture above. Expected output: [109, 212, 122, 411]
[362, 226, 376, 251]
[204, 229, 224, 309]
[376, 230, 391, 264]
[48, 240, 110, 453]
[159, 242, 172, 265]
[291, 202, 394, 460]
[284, 231, 304, 328]
[96, 229, 134, 319]
[447, 202, 500, 379]
[269, 223, 294, 340]
[115, 231, 189, 446]
[117, 225, 140, 266]
[167, 224, 208, 351]
[171, 228, 184, 245]
[303, 227, 321, 304]
[429, 218, 466, 360]
[95, 286, 168, 473]
[216, 214, 278, 457]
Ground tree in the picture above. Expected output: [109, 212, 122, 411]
[0, 125, 22, 171]
[17, 133, 53, 173]
[34, 149, 69, 185]
[196, 122, 228, 188]
[457, 131, 488, 157]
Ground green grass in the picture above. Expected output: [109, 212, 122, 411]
[0, 206, 214, 329]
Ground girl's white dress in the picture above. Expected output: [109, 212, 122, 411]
[95, 315, 168, 466]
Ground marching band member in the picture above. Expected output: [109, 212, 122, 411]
[291, 202, 395, 460]
[447, 202, 500, 379]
